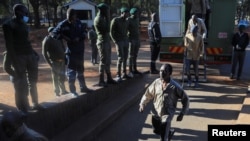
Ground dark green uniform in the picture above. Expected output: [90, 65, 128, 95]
[94, 3, 117, 86]
[127, 9, 141, 74]
[110, 13, 129, 79]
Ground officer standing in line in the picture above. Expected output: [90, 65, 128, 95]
[88, 25, 98, 65]
[94, 3, 117, 87]
[53, 8, 92, 96]
[127, 7, 142, 77]
[110, 7, 131, 82]
[148, 12, 162, 74]
[2, 4, 42, 113]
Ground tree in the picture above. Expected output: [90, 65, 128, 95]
[29, 0, 41, 28]
[46, 0, 67, 26]
[236, 0, 250, 23]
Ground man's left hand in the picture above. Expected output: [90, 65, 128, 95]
[176, 113, 184, 121]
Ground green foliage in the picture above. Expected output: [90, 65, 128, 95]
[236, 0, 250, 21]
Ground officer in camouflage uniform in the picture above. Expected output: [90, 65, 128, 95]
[127, 8, 142, 76]
[94, 3, 117, 87]
[110, 7, 131, 81]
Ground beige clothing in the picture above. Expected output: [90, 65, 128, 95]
[184, 33, 204, 60]
[186, 17, 207, 38]
[139, 78, 189, 119]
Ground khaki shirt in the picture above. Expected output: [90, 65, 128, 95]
[139, 78, 189, 118]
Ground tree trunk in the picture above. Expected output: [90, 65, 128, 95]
[29, 0, 41, 28]
[53, 5, 58, 26]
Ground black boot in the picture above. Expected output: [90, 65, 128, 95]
[98, 73, 107, 87]
[106, 72, 117, 84]
[150, 62, 159, 74]
[133, 64, 142, 75]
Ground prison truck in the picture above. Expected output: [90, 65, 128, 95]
[158, 0, 237, 81]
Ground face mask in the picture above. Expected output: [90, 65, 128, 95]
[23, 16, 29, 23]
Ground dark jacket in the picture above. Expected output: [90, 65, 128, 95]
[2, 17, 33, 55]
[52, 19, 86, 55]
[110, 16, 129, 43]
[148, 22, 162, 44]
[232, 32, 249, 52]
[42, 35, 66, 66]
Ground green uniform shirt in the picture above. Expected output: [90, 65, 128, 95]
[127, 16, 140, 40]
[94, 13, 110, 42]
[110, 16, 129, 43]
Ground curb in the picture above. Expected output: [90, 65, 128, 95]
[51, 73, 155, 141]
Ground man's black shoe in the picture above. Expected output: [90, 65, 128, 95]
[150, 70, 159, 74]
[31, 104, 45, 111]
[133, 70, 142, 75]
[107, 79, 118, 84]
[98, 81, 108, 87]
[80, 88, 94, 93]
[61, 91, 69, 95]
[121, 73, 132, 79]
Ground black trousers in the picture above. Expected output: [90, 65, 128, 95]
[150, 42, 160, 62]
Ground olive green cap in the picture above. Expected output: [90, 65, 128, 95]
[97, 3, 109, 9]
[120, 7, 129, 13]
[130, 8, 137, 14]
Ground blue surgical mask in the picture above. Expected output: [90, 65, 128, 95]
[23, 16, 29, 23]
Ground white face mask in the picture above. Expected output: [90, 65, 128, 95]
[23, 16, 29, 23]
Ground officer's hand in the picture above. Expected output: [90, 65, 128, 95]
[139, 105, 144, 113]
[176, 113, 184, 121]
